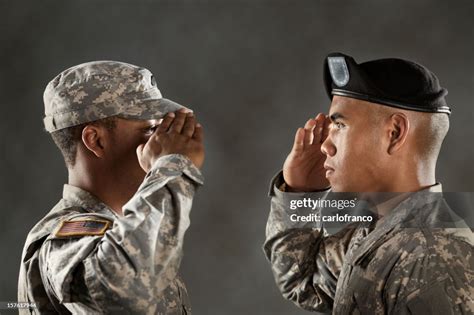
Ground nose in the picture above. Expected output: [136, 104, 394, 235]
[321, 134, 336, 157]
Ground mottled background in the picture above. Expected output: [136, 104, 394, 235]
[1, 1, 473, 314]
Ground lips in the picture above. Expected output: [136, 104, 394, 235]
[324, 163, 335, 171]
[324, 163, 335, 178]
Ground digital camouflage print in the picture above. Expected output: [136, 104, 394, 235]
[18, 154, 203, 314]
[264, 172, 474, 315]
[42, 60, 185, 132]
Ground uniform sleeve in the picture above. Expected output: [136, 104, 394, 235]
[263, 172, 357, 313]
[39, 154, 203, 313]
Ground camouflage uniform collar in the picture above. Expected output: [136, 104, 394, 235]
[374, 183, 443, 226]
[62, 184, 119, 218]
[348, 183, 445, 266]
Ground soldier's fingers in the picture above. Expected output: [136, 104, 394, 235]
[313, 113, 325, 144]
[157, 112, 175, 133]
[169, 109, 189, 133]
[314, 113, 325, 125]
[193, 123, 204, 141]
[303, 119, 315, 145]
[303, 118, 316, 130]
[321, 115, 330, 143]
[292, 128, 305, 153]
[182, 113, 196, 137]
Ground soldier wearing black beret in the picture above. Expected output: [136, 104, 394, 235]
[264, 53, 473, 314]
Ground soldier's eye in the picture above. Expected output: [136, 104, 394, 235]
[331, 122, 345, 130]
[144, 126, 158, 135]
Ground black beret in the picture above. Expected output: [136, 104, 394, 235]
[323, 52, 451, 114]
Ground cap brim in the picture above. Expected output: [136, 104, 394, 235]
[118, 98, 186, 120]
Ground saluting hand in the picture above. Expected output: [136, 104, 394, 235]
[282, 113, 330, 192]
[136, 108, 205, 172]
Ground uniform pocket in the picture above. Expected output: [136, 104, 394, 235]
[406, 279, 454, 315]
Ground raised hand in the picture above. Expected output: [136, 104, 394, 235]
[282, 113, 330, 192]
[137, 109, 205, 172]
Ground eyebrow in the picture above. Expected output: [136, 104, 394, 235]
[329, 112, 347, 121]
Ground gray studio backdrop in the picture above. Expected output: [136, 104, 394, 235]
[1, 1, 473, 314]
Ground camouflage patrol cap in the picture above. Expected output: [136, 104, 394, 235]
[43, 60, 185, 132]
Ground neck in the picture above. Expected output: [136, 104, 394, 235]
[370, 161, 437, 227]
[68, 165, 137, 216]
[386, 160, 437, 193]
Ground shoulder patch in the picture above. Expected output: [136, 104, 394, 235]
[55, 219, 110, 237]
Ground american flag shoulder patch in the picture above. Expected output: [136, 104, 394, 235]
[55, 218, 111, 237]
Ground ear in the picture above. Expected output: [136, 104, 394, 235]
[387, 113, 409, 155]
[81, 125, 107, 158]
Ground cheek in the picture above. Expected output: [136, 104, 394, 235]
[336, 130, 382, 169]
[109, 134, 146, 165]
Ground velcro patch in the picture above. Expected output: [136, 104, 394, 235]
[55, 219, 110, 237]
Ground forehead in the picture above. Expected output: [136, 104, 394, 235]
[329, 96, 376, 117]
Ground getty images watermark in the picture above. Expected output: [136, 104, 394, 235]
[289, 197, 373, 223]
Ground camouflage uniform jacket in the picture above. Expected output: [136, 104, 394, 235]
[264, 172, 474, 314]
[18, 154, 203, 314]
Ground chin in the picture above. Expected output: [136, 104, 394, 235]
[328, 177, 344, 192]
[330, 185, 344, 193]
[330, 181, 356, 193]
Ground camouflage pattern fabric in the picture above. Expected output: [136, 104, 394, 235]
[264, 172, 474, 314]
[18, 154, 203, 314]
[43, 60, 184, 132]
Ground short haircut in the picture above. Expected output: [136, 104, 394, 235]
[371, 104, 450, 161]
[416, 113, 450, 161]
[50, 117, 117, 167]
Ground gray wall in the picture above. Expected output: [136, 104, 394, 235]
[1, 1, 473, 314]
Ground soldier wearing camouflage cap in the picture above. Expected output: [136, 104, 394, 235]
[18, 60, 205, 314]
[264, 53, 473, 314]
